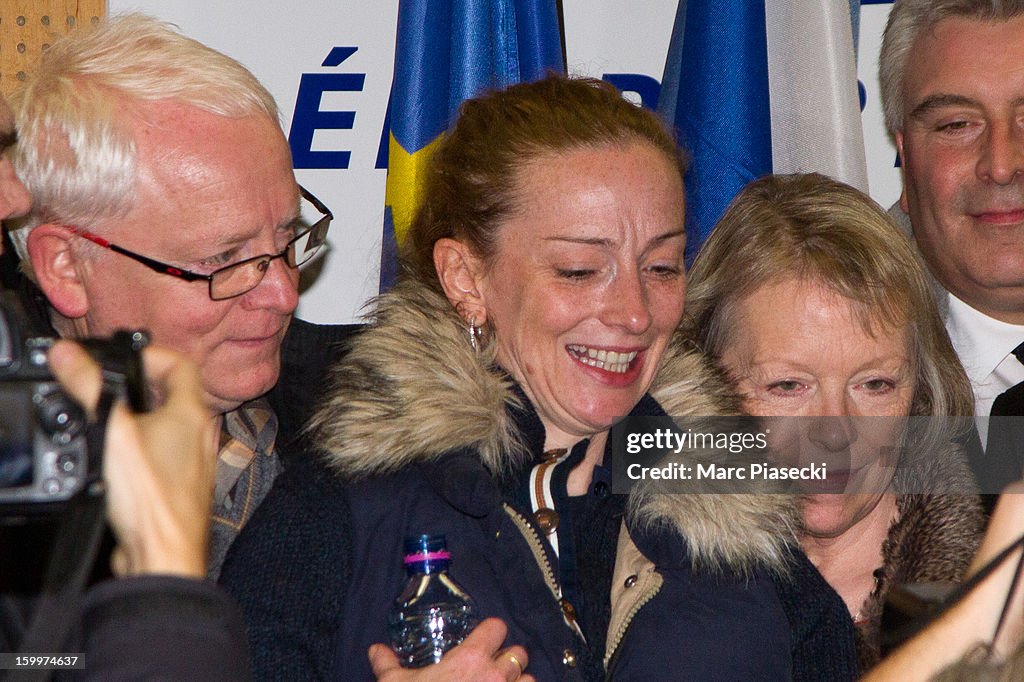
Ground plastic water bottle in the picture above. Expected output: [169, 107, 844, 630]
[387, 534, 480, 668]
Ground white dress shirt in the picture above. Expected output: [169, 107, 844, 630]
[946, 293, 1024, 447]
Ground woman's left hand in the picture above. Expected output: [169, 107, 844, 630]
[368, 618, 534, 682]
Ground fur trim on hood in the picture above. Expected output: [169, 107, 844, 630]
[310, 279, 526, 478]
[854, 435, 982, 669]
[640, 340, 801, 574]
[312, 279, 799, 573]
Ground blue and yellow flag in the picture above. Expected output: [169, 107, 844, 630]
[659, 0, 867, 264]
[380, 0, 564, 290]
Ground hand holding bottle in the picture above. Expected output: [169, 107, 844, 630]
[369, 618, 533, 682]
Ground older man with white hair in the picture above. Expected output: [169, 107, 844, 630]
[1, 15, 534, 680]
[4, 14, 341, 577]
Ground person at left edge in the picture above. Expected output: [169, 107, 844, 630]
[1, 14, 358, 579]
[3, 16, 537, 682]
[0, 87, 250, 677]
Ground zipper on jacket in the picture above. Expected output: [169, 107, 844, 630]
[603, 577, 661, 676]
[503, 503, 561, 599]
[502, 503, 586, 641]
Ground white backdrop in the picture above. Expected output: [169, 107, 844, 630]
[109, 0, 899, 324]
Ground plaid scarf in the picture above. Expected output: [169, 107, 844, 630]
[208, 397, 282, 579]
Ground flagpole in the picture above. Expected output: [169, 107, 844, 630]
[555, 0, 567, 72]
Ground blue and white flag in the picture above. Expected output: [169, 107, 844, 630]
[659, 0, 868, 261]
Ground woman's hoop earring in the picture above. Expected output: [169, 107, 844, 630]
[469, 316, 481, 351]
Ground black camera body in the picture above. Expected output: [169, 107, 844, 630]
[0, 292, 147, 512]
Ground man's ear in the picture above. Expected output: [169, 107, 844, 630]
[433, 237, 488, 325]
[26, 224, 90, 319]
[896, 131, 909, 213]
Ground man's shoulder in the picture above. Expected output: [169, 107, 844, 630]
[271, 318, 364, 454]
[276, 317, 362, 392]
[0, 246, 54, 336]
[280, 317, 362, 364]
[887, 201, 951, 320]
[887, 201, 913, 239]
[221, 449, 352, 580]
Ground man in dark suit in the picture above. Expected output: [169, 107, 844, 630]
[880, 0, 1024, 495]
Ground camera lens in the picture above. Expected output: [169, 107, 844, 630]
[36, 393, 85, 440]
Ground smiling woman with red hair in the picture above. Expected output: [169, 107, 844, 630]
[222, 78, 859, 681]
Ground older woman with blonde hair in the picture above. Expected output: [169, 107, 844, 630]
[667, 172, 985, 669]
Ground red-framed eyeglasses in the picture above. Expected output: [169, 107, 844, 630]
[65, 185, 332, 301]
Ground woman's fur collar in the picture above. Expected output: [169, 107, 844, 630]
[312, 280, 798, 573]
[310, 279, 526, 478]
[641, 339, 801, 573]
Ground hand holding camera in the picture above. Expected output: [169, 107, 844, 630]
[48, 340, 217, 578]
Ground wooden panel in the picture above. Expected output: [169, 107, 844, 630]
[0, 1, 106, 96]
